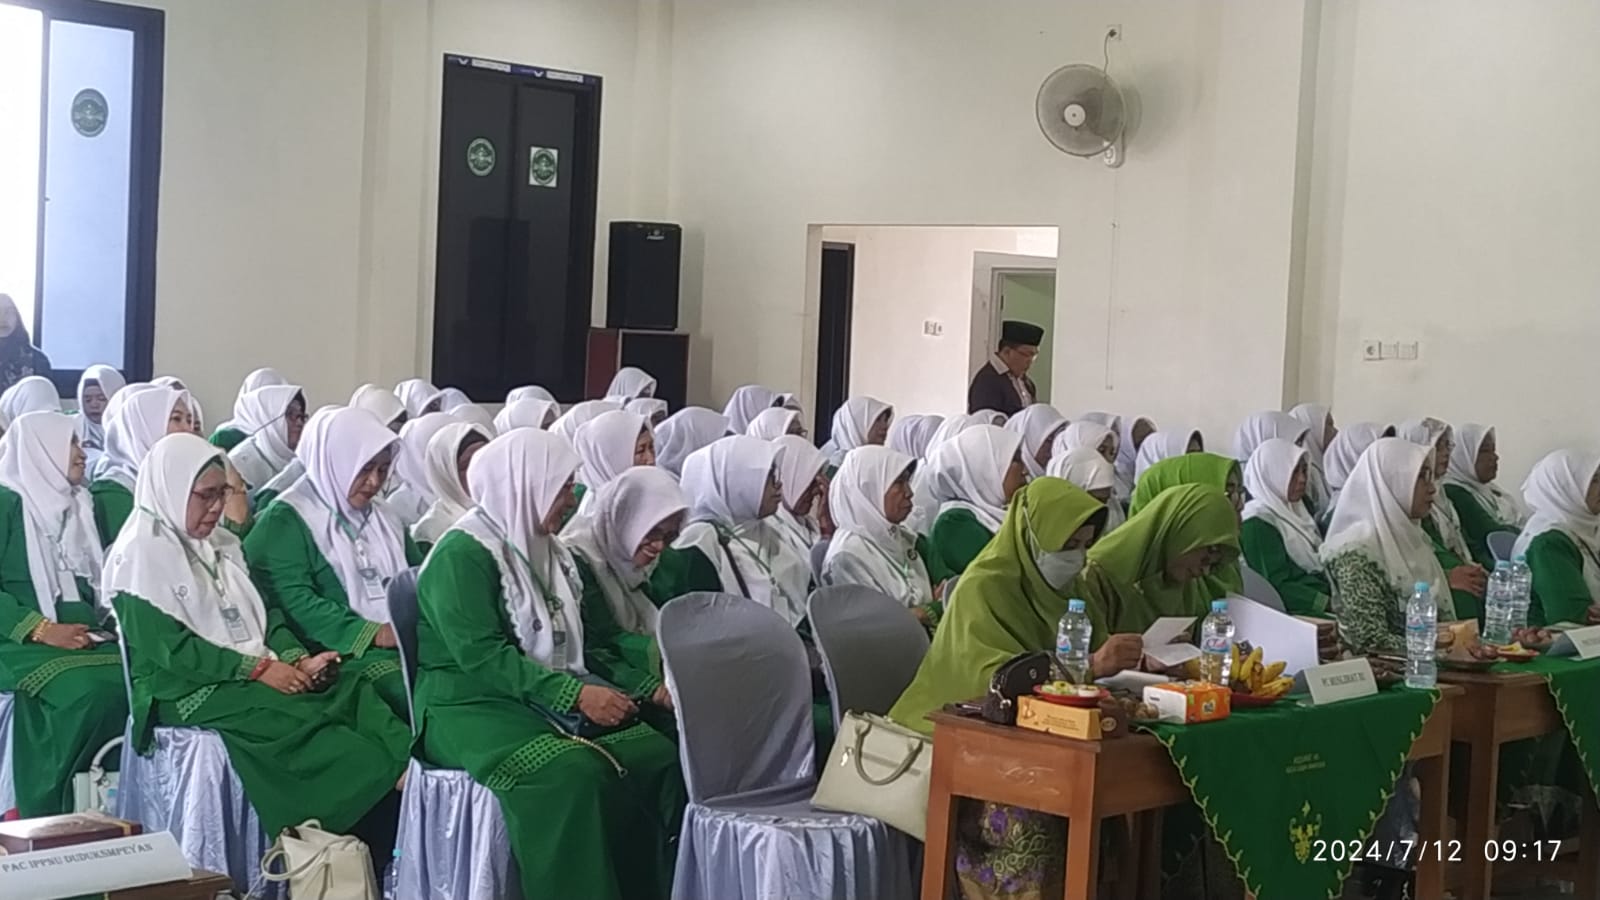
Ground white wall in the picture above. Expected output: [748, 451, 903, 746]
[664, 0, 1317, 447]
[818, 225, 1055, 417]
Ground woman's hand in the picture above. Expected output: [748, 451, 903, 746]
[1091, 634, 1144, 677]
[1448, 565, 1487, 597]
[223, 462, 251, 525]
[577, 685, 637, 727]
[1588, 604, 1600, 626]
[258, 661, 313, 695]
[650, 685, 674, 710]
[372, 624, 398, 649]
[33, 622, 92, 650]
[295, 651, 340, 678]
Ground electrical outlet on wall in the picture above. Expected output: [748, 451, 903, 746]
[1381, 342, 1400, 360]
[922, 319, 943, 337]
[1362, 340, 1382, 362]
[1398, 341, 1419, 360]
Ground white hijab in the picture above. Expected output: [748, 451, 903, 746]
[350, 384, 406, 429]
[1513, 450, 1600, 600]
[677, 436, 808, 623]
[746, 407, 801, 440]
[441, 430, 587, 671]
[771, 434, 827, 553]
[437, 388, 471, 412]
[1053, 420, 1116, 462]
[227, 384, 302, 490]
[926, 413, 986, 453]
[0, 412, 103, 620]
[1243, 439, 1323, 573]
[277, 407, 410, 622]
[389, 411, 459, 520]
[220, 367, 286, 432]
[1134, 431, 1198, 479]
[75, 365, 125, 453]
[1444, 424, 1525, 528]
[1288, 403, 1333, 513]
[564, 466, 687, 636]
[825, 396, 891, 463]
[1234, 411, 1308, 462]
[94, 385, 187, 490]
[0, 376, 59, 430]
[1047, 446, 1126, 531]
[496, 398, 559, 433]
[104, 434, 274, 659]
[722, 384, 779, 434]
[451, 402, 498, 436]
[627, 397, 669, 424]
[1003, 404, 1066, 478]
[926, 424, 1020, 532]
[1321, 438, 1452, 618]
[394, 378, 443, 418]
[823, 445, 930, 608]
[507, 385, 556, 405]
[604, 367, 656, 403]
[1325, 422, 1390, 500]
[411, 422, 492, 547]
[1397, 417, 1471, 561]
[888, 414, 945, 460]
[654, 407, 730, 477]
[549, 400, 621, 444]
[573, 410, 647, 490]
[1115, 415, 1155, 489]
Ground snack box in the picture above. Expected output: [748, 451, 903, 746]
[0, 810, 142, 853]
[1142, 681, 1231, 724]
[1016, 695, 1118, 741]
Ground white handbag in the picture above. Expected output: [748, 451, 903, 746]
[259, 819, 377, 900]
[71, 737, 121, 814]
[812, 710, 932, 840]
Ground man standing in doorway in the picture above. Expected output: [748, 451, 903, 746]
[967, 320, 1042, 417]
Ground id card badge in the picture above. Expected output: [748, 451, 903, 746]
[360, 567, 387, 603]
[550, 625, 569, 671]
[220, 606, 251, 642]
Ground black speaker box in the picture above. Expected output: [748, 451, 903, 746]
[606, 221, 681, 330]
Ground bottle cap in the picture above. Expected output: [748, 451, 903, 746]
[1514, 553, 1527, 563]
[1414, 581, 1430, 593]
[1211, 599, 1228, 612]
[1495, 560, 1510, 570]
[1067, 598, 1085, 613]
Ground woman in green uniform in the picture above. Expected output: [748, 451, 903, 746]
[495, 397, 560, 434]
[0, 412, 125, 816]
[1398, 418, 1486, 620]
[414, 430, 684, 900]
[243, 407, 420, 715]
[1129, 452, 1245, 517]
[572, 409, 655, 515]
[350, 383, 407, 432]
[111, 433, 410, 859]
[820, 445, 937, 618]
[1514, 450, 1600, 626]
[73, 365, 124, 470]
[208, 367, 286, 451]
[1443, 423, 1526, 568]
[226, 384, 306, 500]
[409, 421, 491, 552]
[1049, 445, 1124, 532]
[1001, 403, 1066, 478]
[768, 435, 829, 564]
[1240, 438, 1331, 614]
[1053, 420, 1118, 466]
[90, 384, 194, 545]
[924, 424, 1026, 578]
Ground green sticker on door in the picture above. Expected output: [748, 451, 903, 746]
[529, 147, 558, 188]
[466, 138, 496, 176]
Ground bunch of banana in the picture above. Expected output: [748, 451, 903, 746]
[1231, 645, 1293, 697]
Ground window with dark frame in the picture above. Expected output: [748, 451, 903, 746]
[0, 0, 162, 396]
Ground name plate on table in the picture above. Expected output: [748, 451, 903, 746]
[0, 832, 191, 900]
[1555, 624, 1600, 659]
[1304, 658, 1378, 705]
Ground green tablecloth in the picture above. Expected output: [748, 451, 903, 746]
[1140, 688, 1438, 900]
[1491, 654, 1600, 801]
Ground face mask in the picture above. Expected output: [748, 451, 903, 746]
[1035, 548, 1086, 591]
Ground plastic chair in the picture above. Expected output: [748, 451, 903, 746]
[113, 635, 279, 896]
[1487, 531, 1518, 564]
[659, 592, 916, 900]
[806, 585, 930, 729]
[387, 569, 521, 900]
[0, 692, 14, 816]
[1240, 566, 1287, 612]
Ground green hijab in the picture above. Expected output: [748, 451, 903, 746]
[888, 477, 1105, 736]
[1129, 452, 1240, 517]
[1076, 483, 1242, 642]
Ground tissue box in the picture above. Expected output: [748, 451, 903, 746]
[1142, 681, 1231, 724]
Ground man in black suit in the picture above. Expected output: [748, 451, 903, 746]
[966, 320, 1043, 417]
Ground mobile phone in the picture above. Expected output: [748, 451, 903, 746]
[85, 630, 118, 645]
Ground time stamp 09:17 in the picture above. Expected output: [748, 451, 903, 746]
[1312, 839, 1564, 864]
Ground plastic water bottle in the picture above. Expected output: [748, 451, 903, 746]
[1198, 600, 1235, 685]
[1406, 582, 1438, 689]
[1509, 554, 1533, 632]
[383, 848, 400, 899]
[1055, 599, 1094, 685]
[1484, 561, 1515, 645]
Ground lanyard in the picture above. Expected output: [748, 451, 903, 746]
[479, 514, 570, 622]
[717, 524, 798, 609]
[856, 530, 923, 603]
[136, 504, 231, 602]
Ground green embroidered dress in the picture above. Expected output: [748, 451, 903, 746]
[89, 479, 134, 548]
[1523, 530, 1595, 626]
[926, 507, 994, 581]
[1239, 516, 1330, 615]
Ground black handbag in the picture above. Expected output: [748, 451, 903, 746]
[981, 651, 1052, 726]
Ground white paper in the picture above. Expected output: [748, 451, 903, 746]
[1550, 624, 1600, 660]
[1226, 593, 1320, 678]
[1304, 658, 1378, 706]
[1139, 616, 1198, 668]
[1097, 669, 1167, 692]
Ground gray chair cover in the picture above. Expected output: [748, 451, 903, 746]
[113, 634, 280, 896]
[386, 569, 521, 900]
[1241, 565, 1287, 612]
[0, 692, 14, 815]
[1487, 530, 1518, 564]
[659, 592, 916, 900]
[809, 539, 829, 582]
[806, 585, 930, 728]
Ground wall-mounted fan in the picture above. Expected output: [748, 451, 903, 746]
[1036, 63, 1127, 168]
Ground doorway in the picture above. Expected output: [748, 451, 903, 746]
[995, 272, 1056, 403]
[814, 241, 854, 442]
[431, 55, 601, 402]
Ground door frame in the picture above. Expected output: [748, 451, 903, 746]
[813, 240, 856, 442]
[970, 251, 1057, 382]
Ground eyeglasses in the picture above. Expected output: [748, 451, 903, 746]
[285, 409, 310, 426]
[639, 526, 680, 549]
[191, 485, 241, 508]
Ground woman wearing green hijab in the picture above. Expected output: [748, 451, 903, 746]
[1076, 483, 1244, 640]
[1127, 451, 1244, 518]
[889, 478, 1139, 900]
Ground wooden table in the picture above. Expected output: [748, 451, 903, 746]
[104, 868, 233, 898]
[922, 686, 1460, 900]
[1440, 669, 1600, 900]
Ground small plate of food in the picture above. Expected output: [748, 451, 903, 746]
[1034, 682, 1109, 707]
